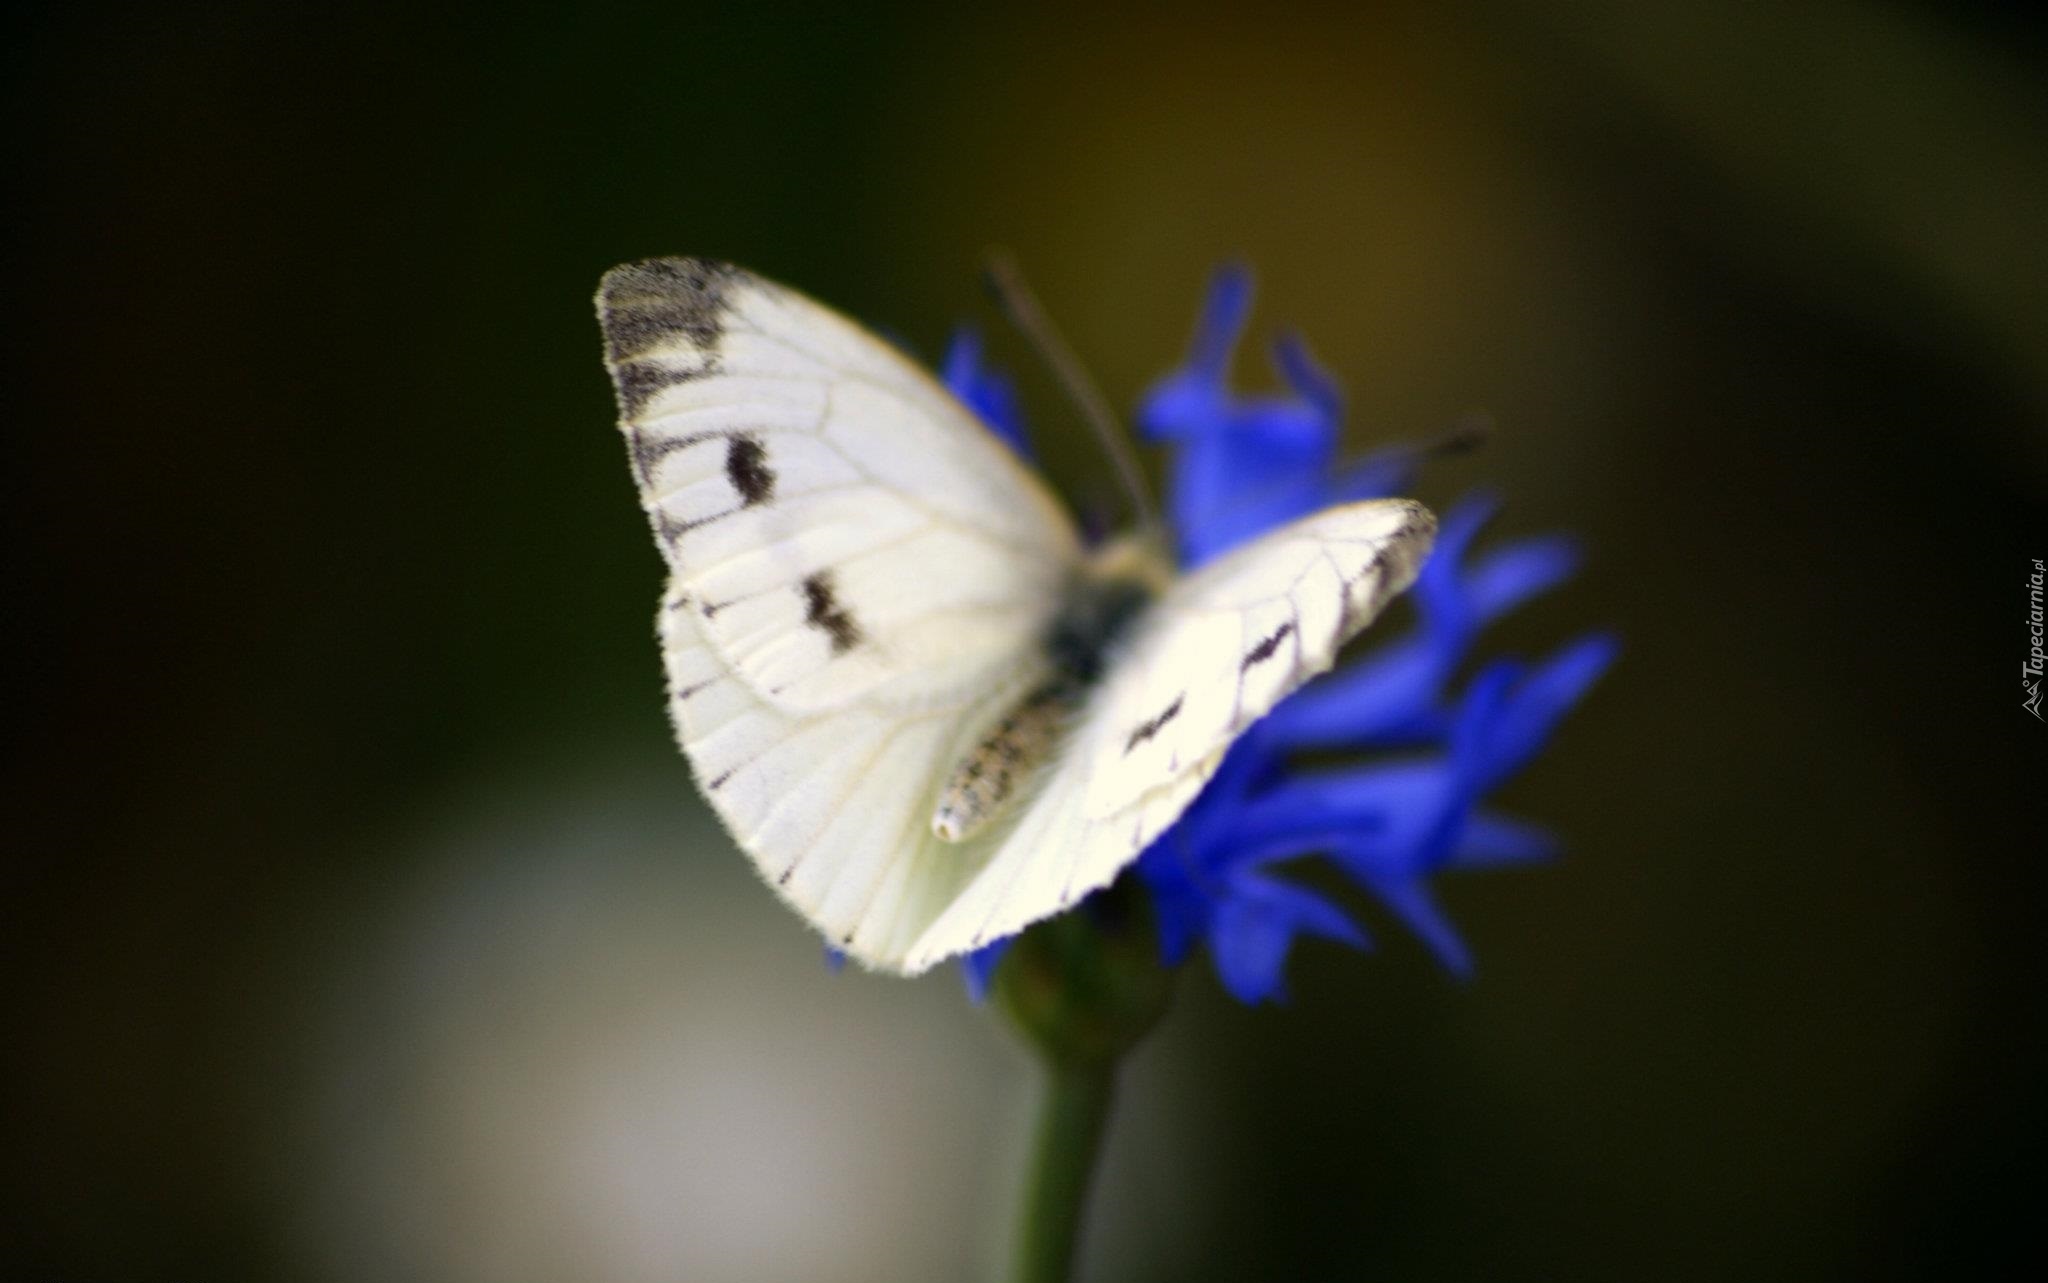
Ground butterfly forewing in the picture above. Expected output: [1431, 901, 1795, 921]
[1081, 499, 1435, 820]
[601, 259, 1082, 715]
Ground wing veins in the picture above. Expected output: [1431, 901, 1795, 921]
[767, 708, 941, 887]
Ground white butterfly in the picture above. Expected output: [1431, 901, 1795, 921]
[597, 258, 1436, 974]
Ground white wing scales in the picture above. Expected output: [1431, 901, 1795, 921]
[903, 499, 1435, 971]
[1082, 499, 1433, 821]
[602, 258, 1435, 975]
[603, 259, 1080, 715]
[660, 578, 1050, 962]
[603, 258, 1079, 968]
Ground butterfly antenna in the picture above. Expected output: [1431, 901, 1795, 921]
[1185, 411, 1497, 536]
[982, 251, 1160, 534]
[1423, 411, 1492, 458]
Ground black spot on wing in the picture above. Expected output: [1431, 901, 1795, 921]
[800, 571, 863, 655]
[1240, 620, 1296, 671]
[1122, 694, 1184, 754]
[639, 432, 770, 546]
[725, 433, 775, 506]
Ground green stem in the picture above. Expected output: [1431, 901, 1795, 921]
[1011, 1059, 1117, 1283]
[992, 880, 1173, 1283]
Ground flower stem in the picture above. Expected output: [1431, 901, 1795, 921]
[992, 880, 1174, 1283]
[1011, 1058, 1117, 1283]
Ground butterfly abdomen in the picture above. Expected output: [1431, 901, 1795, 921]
[930, 544, 1174, 844]
[931, 684, 1072, 843]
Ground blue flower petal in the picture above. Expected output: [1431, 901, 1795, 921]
[1270, 332, 1345, 427]
[1466, 536, 1581, 622]
[1209, 872, 1368, 1003]
[1229, 760, 1452, 851]
[1453, 811, 1560, 866]
[960, 937, 1013, 1003]
[1409, 495, 1500, 647]
[1139, 265, 1254, 443]
[1351, 873, 1474, 978]
[1260, 635, 1452, 748]
[942, 326, 1030, 457]
[1137, 268, 1372, 565]
[982, 264, 1607, 1004]
[1467, 634, 1619, 791]
[1138, 841, 1212, 967]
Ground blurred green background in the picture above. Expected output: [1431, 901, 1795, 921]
[8, 1, 2044, 1279]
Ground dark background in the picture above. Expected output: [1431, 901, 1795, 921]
[8, 1, 2044, 1279]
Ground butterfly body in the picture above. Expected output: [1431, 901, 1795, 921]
[599, 258, 1436, 973]
[933, 536, 1172, 842]
[931, 681, 1069, 843]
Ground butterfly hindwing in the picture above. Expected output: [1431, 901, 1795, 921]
[660, 576, 1052, 962]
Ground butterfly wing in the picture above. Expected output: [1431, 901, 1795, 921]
[905, 498, 1436, 970]
[600, 258, 1083, 966]
[658, 576, 1053, 964]
[602, 258, 1082, 713]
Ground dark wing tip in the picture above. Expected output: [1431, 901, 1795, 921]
[598, 256, 741, 306]
[595, 257, 747, 366]
[1365, 500, 1439, 608]
[1393, 497, 1437, 541]
[1385, 499, 1439, 583]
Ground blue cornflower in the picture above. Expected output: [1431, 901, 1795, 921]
[944, 268, 1614, 1004]
[943, 327, 1030, 458]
